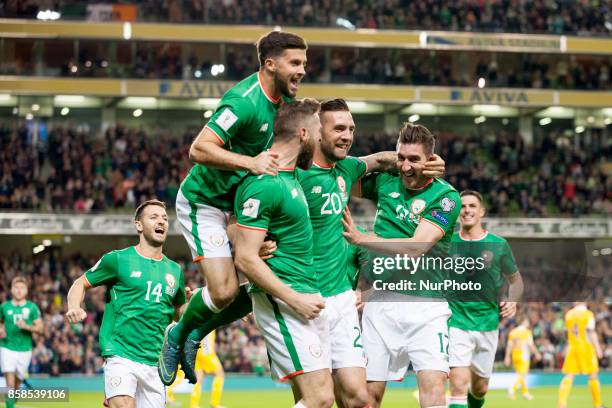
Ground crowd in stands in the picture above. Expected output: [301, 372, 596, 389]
[1, 122, 609, 216]
[3, 0, 610, 34]
[0, 251, 609, 375]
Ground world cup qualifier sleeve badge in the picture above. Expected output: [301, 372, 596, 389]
[440, 197, 456, 212]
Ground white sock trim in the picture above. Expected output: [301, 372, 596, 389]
[202, 286, 221, 313]
[293, 401, 307, 408]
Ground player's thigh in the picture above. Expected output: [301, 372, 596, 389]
[14, 350, 32, 380]
[104, 357, 139, 400]
[333, 366, 368, 401]
[448, 327, 475, 371]
[291, 368, 334, 404]
[134, 361, 166, 408]
[107, 395, 136, 408]
[175, 190, 232, 261]
[197, 257, 238, 294]
[470, 330, 498, 378]
[327, 290, 367, 370]
[251, 291, 331, 381]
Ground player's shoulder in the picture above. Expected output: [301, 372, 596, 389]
[237, 174, 282, 196]
[336, 155, 363, 169]
[161, 255, 182, 270]
[431, 178, 459, 196]
[484, 231, 508, 244]
[219, 73, 258, 106]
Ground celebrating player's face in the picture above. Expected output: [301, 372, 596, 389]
[272, 49, 307, 98]
[137, 205, 169, 247]
[297, 114, 320, 170]
[320, 110, 355, 162]
[459, 195, 485, 228]
[11, 282, 27, 301]
[396, 143, 430, 189]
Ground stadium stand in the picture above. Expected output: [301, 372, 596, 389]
[2, 0, 610, 34]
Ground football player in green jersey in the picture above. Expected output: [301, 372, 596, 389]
[0, 276, 43, 408]
[234, 99, 333, 408]
[66, 200, 186, 408]
[447, 190, 523, 408]
[298, 99, 446, 408]
[342, 123, 460, 408]
[162, 31, 308, 385]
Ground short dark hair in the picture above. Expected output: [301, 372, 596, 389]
[396, 122, 435, 156]
[460, 190, 484, 205]
[256, 31, 307, 66]
[134, 199, 167, 221]
[11, 276, 27, 287]
[273, 99, 320, 142]
[320, 98, 349, 114]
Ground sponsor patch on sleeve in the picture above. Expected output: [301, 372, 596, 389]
[242, 198, 260, 218]
[431, 210, 449, 225]
[215, 108, 239, 132]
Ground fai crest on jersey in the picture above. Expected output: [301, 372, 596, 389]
[165, 274, 176, 288]
[411, 199, 426, 215]
[336, 176, 346, 193]
[22, 308, 30, 319]
[440, 197, 456, 212]
[242, 198, 260, 218]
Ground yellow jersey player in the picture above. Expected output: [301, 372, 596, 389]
[558, 302, 604, 408]
[504, 317, 541, 400]
[167, 330, 225, 408]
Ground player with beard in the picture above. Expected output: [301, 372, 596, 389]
[342, 123, 460, 408]
[66, 200, 186, 408]
[233, 99, 332, 408]
[296, 99, 445, 408]
[159, 31, 309, 385]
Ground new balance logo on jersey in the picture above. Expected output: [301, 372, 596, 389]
[291, 189, 298, 199]
[130, 271, 142, 278]
[242, 198, 260, 218]
[215, 109, 238, 131]
[259, 123, 269, 132]
[311, 186, 322, 194]
[388, 192, 400, 198]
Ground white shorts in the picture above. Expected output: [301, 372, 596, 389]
[176, 189, 232, 261]
[251, 291, 331, 381]
[0, 347, 32, 380]
[362, 294, 451, 381]
[449, 327, 499, 378]
[104, 356, 165, 408]
[326, 290, 367, 370]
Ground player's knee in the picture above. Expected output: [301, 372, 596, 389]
[471, 381, 488, 398]
[209, 284, 238, 308]
[304, 389, 335, 408]
[341, 387, 370, 408]
[449, 375, 469, 396]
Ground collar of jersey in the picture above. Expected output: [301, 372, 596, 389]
[258, 72, 281, 104]
[313, 160, 335, 170]
[399, 177, 434, 194]
[459, 230, 489, 241]
[133, 245, 163, 261]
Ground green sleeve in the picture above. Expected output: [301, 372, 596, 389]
[422, 191, 461, 234]
[500, 240, 519, 276]
[338, 156, 368, 184]
[0, 303, 4, 322]
[359, 173, 379, 201]
[84, 251, 119, 287]
[205, 97, 254, 145]
[31, 303, 41, 321]
[235, 178, 278, 231]
[173, 271, 186, 306]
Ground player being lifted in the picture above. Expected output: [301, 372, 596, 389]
[0, 277, 43, 408]
[66, 200, 186, 408]
[342, 123, 460, 408]
[504, 316, 541, 401]
[233, 99, 331, 408]
[297, 98, 444, 408]
[159, 30, 308, 385]
[557, 302, 604, 408]
[446, 190, 524, 408]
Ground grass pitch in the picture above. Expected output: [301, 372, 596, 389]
[12, 385, 611, 407]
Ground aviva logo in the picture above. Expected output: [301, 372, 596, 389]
[451, 89, 529, 104]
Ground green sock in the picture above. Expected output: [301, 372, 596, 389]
[6, 396, 15, 408]
[186, 284, 253, 342]
[168, 287, 213, 346]
[467, 391, 485, 408]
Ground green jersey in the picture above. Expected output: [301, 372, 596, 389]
[361, 174, 460, 298]
[346, 226, 370, 290]
[181, 72, 292, 211]
[84, 246, 186, 365]
[448, 231, 518, 331]
[235, 169, 317, 294]
[297, 157, 368, 297]
[0, 300, 40, 351]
